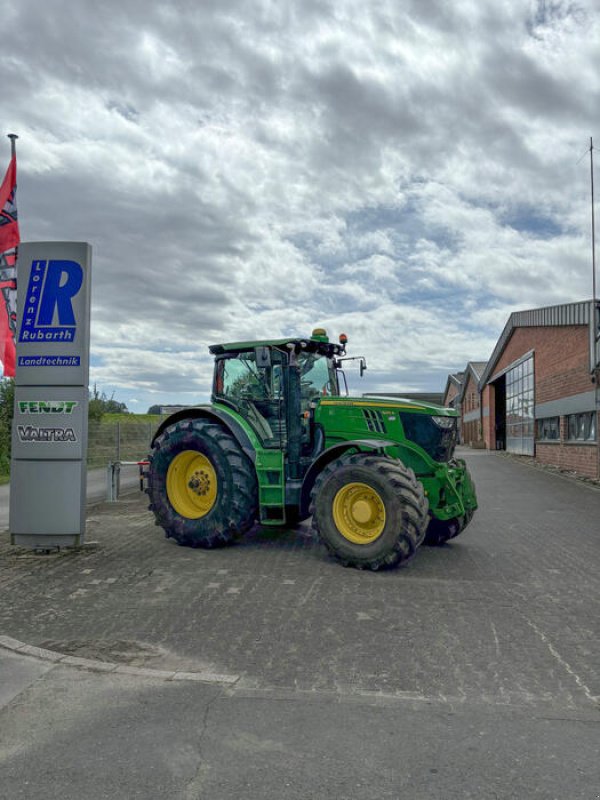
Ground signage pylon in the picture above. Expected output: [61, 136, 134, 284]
[10, 241, 92, 548]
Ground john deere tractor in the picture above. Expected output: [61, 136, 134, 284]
[145, 329, 477, 570]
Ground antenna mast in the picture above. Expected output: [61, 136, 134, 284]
[591, 136, 597, 303]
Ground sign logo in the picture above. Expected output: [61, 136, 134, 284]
[17, 355, 80, 367]
[17, 426, 77, 443]
[19, 259, 83, 342]
[18, 401, 78, 414]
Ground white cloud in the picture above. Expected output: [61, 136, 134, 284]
[3, 0, 599, 409]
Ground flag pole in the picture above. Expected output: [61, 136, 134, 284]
[7, 133, 18, 159]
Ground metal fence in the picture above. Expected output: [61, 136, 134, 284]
[87, 420, 160, 469]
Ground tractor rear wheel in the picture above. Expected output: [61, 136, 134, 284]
[309, 454, 428, 570]
[147, 418, 257, 547]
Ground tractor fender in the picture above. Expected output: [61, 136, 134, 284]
[150, 407, 256, 463]
[299, 439, 396, 517]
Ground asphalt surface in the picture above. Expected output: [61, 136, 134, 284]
[0, 449, 599, 799]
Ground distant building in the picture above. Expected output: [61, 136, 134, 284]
[443, 373, 464, 410]
[443, 371, 465, 443]
[445, 300, 600, 480]
[457, 362, 488, 447]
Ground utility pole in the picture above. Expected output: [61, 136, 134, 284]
[591, 136, 596, 303]
[590, 138, 600, 397]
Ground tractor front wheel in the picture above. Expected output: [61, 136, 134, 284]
[309, 454, 428, 570]
[147, 418, 257, 547]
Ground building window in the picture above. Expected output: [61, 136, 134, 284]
[537, 416, 560, 441]
[566, 412, 597, 442]
[505, 354, 535, 455]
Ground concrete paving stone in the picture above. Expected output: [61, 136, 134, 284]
[60, 655, 117, 672]
[170, 670, 239, 683]
[0, 449, 599, 712]
[0, 635, 26, 651]
[113, 665, 176, 679]
[0, 449, 599, 799]
[15, 644, 64, 662]
[0, 650, 55, 710]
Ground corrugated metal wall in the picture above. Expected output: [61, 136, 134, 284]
[481, 300, 594, 388]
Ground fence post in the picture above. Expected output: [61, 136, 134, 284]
[106, 462, 120, 502]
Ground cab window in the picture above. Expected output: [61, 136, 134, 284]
[298, 353, 338, 400]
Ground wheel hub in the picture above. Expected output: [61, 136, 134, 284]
[188, 469, 211, 496]
[351, 499, 374, 524]
[167, 451, 218, 519]
[332, 482, 386, 544]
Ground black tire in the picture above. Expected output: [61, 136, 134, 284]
[423, 515, 462, 546]
[146, 418, 257, 548]
[424, 506, 475, 546]
[283, 506, 311, 526]
[309, 454, 429, 570]
[462, 507, 474, 531]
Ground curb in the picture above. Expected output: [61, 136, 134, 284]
[0, 635, 240, 685]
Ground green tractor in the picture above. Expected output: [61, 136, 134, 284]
[145, 329, 477, 570]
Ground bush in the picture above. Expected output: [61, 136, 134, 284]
[89, 385, 129, 421]
[0, 378, 15, 475]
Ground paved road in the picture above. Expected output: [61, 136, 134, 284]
[0, 449, 599, 799]
[0, 464, 142, 531]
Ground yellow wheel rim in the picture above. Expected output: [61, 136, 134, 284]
[332, 482, 386, 544]
[167, 450, 218, 519]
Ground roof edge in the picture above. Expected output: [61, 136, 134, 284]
[478, 299, 594, 389]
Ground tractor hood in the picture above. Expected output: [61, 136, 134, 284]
[321, 395, 457, 417]
[316, 395, 459, 464]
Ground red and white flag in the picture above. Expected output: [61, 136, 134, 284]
[0, 152, 19, 377]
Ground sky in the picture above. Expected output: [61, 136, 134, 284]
[2, 0, 599, 412]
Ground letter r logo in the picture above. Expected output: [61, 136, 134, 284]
[18, 259, 84, 342]
[37, 261, 83, 325]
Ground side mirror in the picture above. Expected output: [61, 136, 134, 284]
[255, 346, 271, 368]
[359, 359, 367, 377]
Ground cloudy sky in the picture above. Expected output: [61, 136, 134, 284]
[2, 0, 599, 411]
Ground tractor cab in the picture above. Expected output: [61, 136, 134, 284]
[209, 329, 351, 457]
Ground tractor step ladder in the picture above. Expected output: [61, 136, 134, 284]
[255, 450, 286, 525]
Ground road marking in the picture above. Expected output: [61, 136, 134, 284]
[523, 616, 598, 704]
[491, 622, 501, 658]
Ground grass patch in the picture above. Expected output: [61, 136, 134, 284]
[103, 413, 162, 424]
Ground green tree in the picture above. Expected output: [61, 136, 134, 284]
[0, 378, 15, 475]
[88, 385, 129, 421]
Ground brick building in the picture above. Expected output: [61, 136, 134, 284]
[457, 362, 487, 447]
[443, 372, 463, 409]
[451, 300, 600, 480]
[443, 372, 464, 441]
